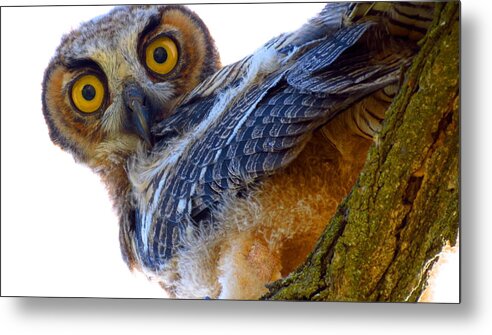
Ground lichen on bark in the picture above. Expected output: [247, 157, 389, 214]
[263, 2, 460, 302]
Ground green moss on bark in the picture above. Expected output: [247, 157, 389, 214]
[264, 2, 460, 302]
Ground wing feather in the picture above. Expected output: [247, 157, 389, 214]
[132, 3, 420, 269]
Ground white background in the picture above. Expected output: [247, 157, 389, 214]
[1, 0, 489, 334]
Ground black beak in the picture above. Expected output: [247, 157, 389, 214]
[123, 83, 153, 147]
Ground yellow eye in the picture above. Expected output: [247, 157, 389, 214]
[145, 36, 178, 76]
[71, 75, 105, 113]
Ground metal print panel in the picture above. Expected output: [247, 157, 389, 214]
[1, 2, 459, 302]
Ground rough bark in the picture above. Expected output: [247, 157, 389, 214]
[263, 2, 460, 302]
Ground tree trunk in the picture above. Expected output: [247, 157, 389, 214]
[263, 2, 460, 302]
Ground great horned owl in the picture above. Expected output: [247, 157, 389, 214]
[42, 3, 434, 299]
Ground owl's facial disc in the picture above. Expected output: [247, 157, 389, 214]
[123, 82, 153, 147]
[42, 5, 221, 172]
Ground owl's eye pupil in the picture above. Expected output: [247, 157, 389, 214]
[82, 84, 96, 101]
[153, 47, 168, 64]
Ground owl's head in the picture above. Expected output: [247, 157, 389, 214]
[42, 5, 220, 177]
